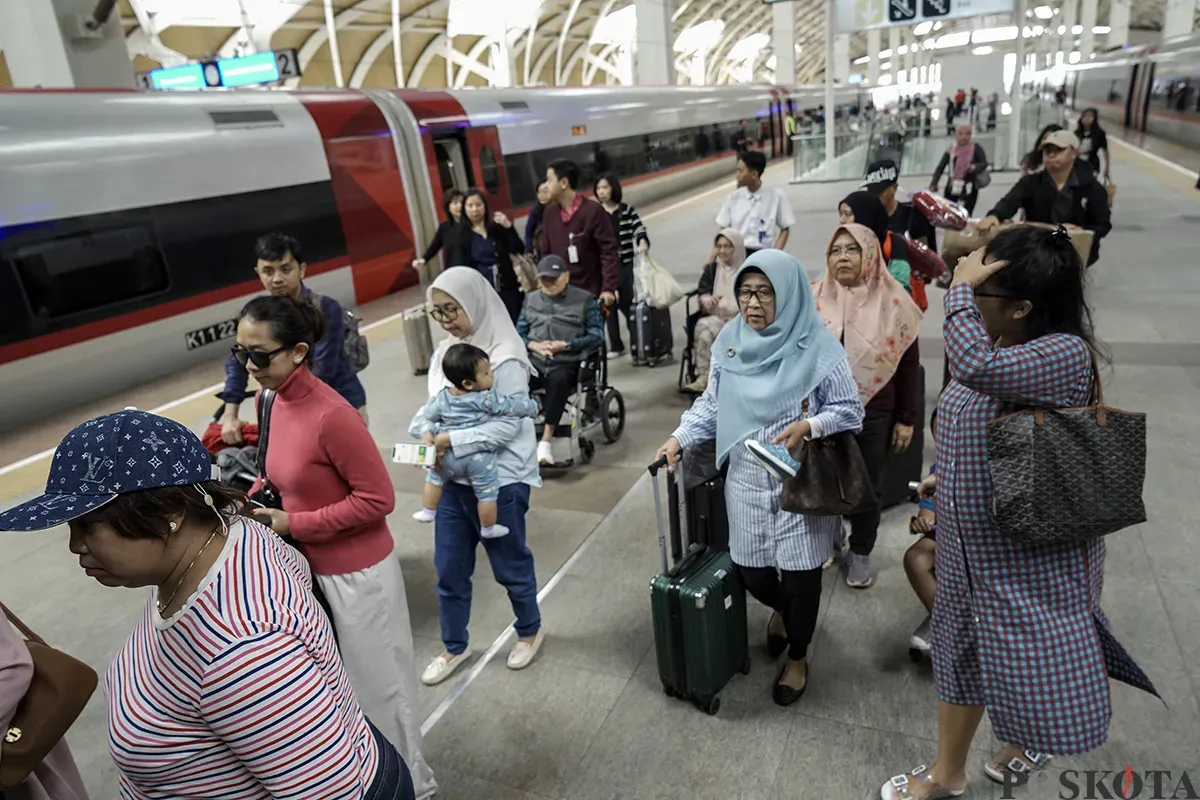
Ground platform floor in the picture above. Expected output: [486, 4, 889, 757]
[1, 140, 1198, 799]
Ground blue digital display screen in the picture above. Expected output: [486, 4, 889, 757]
[217, 51, 280, 88]
[150, 64, 206, 91]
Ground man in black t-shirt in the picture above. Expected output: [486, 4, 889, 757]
[862, 159, 936, 250]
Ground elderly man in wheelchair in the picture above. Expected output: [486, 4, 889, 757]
[518, 255, 626, 468]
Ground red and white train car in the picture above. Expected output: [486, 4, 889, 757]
[0, 83, 859, 430]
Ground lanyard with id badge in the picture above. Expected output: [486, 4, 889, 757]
[568, 232, 579, 264]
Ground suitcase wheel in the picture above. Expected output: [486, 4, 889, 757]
[700, 696, 720, 716]
[909, 647, 926, 664]
[662, 682, 677, 698]
[741, 658, 752, 676]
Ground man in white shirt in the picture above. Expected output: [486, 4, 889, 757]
[715, 150, 796, 255]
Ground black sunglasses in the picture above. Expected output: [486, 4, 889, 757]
[230, 345, 288, 369]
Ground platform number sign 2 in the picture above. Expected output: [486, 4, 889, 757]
[185, 319, 239, 351]
[921, 0, 950, 16]
[275, 49, 302, 79]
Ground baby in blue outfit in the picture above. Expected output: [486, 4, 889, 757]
[410, 343, 538, 538]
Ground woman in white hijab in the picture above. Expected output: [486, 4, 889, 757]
[409, 267, 544, 686]
[685, 228, 745, 392]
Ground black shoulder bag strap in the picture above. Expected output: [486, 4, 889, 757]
[255, 389, 276, 485]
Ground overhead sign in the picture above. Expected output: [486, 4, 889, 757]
[137, 49, 301, 91]
[834, 0, 1013, 32]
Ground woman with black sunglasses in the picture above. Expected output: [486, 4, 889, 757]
[231, 294, 438, 800]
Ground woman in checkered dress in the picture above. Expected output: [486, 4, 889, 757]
[881, 226, 1158, 800]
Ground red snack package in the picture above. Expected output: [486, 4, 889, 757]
[911, 190, 969, 231]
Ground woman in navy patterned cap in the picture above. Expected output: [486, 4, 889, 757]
[0, 410, 416, 800]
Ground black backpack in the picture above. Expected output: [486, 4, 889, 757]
[309, 292, 369, 373]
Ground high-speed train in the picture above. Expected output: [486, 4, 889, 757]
[1063, 32, 1200, 150]
[0, 83, 861, 432]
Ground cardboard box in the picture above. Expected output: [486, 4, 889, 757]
[943, 222, 1094, 270]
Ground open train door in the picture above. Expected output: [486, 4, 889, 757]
[463, 126, 513, 216]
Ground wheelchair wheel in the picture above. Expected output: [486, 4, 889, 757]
[579, 438, 595, 464]
[600, 388, 625, 443]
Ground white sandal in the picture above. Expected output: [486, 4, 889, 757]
[984, 747, 1053, 786]
[880, 765, 966, 800]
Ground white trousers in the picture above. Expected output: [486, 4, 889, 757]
[317, 556, 437, 799]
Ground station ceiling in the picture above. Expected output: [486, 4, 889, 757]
[118, 0, 1195, 89]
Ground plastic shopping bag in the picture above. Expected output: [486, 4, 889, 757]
[911, 190, 969, 231]
[634, 252, 685, 309]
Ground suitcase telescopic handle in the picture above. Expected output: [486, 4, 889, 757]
[648, 455, 669, 477]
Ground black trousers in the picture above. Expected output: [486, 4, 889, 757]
[848, 407, 895, 556]
[945, 189, 979, 216]
[738, 565, 823, 661]
[606, 264, 635, 352]
[499, 286, 524, 326]
[530, 361, 579, 430]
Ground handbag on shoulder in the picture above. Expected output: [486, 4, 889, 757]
[0, 606, 98, 790]
[780, 431, 877, 517]
[986, 359, 1146, 546]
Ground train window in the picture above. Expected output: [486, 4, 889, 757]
[479, 145, 501, 195]
[9, 226, 169, 319]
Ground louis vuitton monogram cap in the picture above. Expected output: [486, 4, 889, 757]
[0, 410, 214, 532]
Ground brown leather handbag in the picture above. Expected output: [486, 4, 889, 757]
[780, 431, 878, 517]
[0, 605, 98, 790]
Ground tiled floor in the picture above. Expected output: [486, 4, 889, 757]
[2, 136, 1198, 799]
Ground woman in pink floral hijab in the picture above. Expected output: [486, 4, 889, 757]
[812, 222, 923, 589]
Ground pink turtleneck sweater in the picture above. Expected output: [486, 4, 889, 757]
[258, 366, 396, 575]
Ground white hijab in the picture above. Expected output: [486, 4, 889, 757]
[426, 267, 533, 398]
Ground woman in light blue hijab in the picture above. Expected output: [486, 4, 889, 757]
[657, 249, 864, 706]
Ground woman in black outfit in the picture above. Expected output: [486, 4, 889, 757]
[458, 188, 526, 324]
[413, 188, 465, 274]
[594, 173, 649, 357]
[1074, 108, 1109, 179]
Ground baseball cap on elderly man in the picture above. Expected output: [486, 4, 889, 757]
[537, 254, 569, 278]
[0, 410, 216, 532]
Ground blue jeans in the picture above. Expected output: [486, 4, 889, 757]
[365, 719, 415, 800]
[435, 481, 541, 655]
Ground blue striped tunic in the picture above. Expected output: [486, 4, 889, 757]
[672, 358, 864, 571]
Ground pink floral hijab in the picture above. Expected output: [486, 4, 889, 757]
[812, 223, 922, 404]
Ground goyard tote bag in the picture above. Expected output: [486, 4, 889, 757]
[986, 363, 1146, 546]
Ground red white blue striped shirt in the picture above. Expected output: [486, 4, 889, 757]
[106, 518, 380, 798]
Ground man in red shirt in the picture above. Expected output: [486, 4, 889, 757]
[538, 159, 620, 305]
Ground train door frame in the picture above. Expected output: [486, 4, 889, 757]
[432, 135, 474, 195]
[462, 126, 513, 215]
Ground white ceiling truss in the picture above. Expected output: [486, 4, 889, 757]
[121, 0, 1197, 89]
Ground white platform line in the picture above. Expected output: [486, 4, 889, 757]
[0, 308, 412, 478]
[1109, 136, 1197, 178]
[419, 469, 652, 737]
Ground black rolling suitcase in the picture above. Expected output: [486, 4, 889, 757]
[666, 441, 729, 560]
[881, 364, 927, 508]
[631, 301, 673, 366]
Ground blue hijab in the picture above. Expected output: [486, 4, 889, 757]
[712, 249, 847, 464]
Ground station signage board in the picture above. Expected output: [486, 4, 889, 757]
[833, 0, 1015, 32]
[138, 49, 302, 91]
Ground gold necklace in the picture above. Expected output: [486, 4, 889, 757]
[157, 527, 222, 615]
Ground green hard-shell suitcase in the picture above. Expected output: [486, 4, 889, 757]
[648, 456, 750, 715]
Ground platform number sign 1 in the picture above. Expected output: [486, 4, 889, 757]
[888, 0, 917, 22]
[275, 49, 302, 79]
[185, 319, 239, 351]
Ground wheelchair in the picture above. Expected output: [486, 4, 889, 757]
[532, 347, 626, 467]
[677, 290, 704, 399]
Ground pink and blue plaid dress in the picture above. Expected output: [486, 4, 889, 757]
[932, 283, 1158, 755]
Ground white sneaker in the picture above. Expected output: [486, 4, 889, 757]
[506, 631, 544, 670]
[412, 507, 436, 523]
[420, 650, 472, 686]
[537, 441, 554, 466]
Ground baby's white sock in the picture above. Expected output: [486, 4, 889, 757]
[412, 507, 437, 523]
[481, 523, 510, 539]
